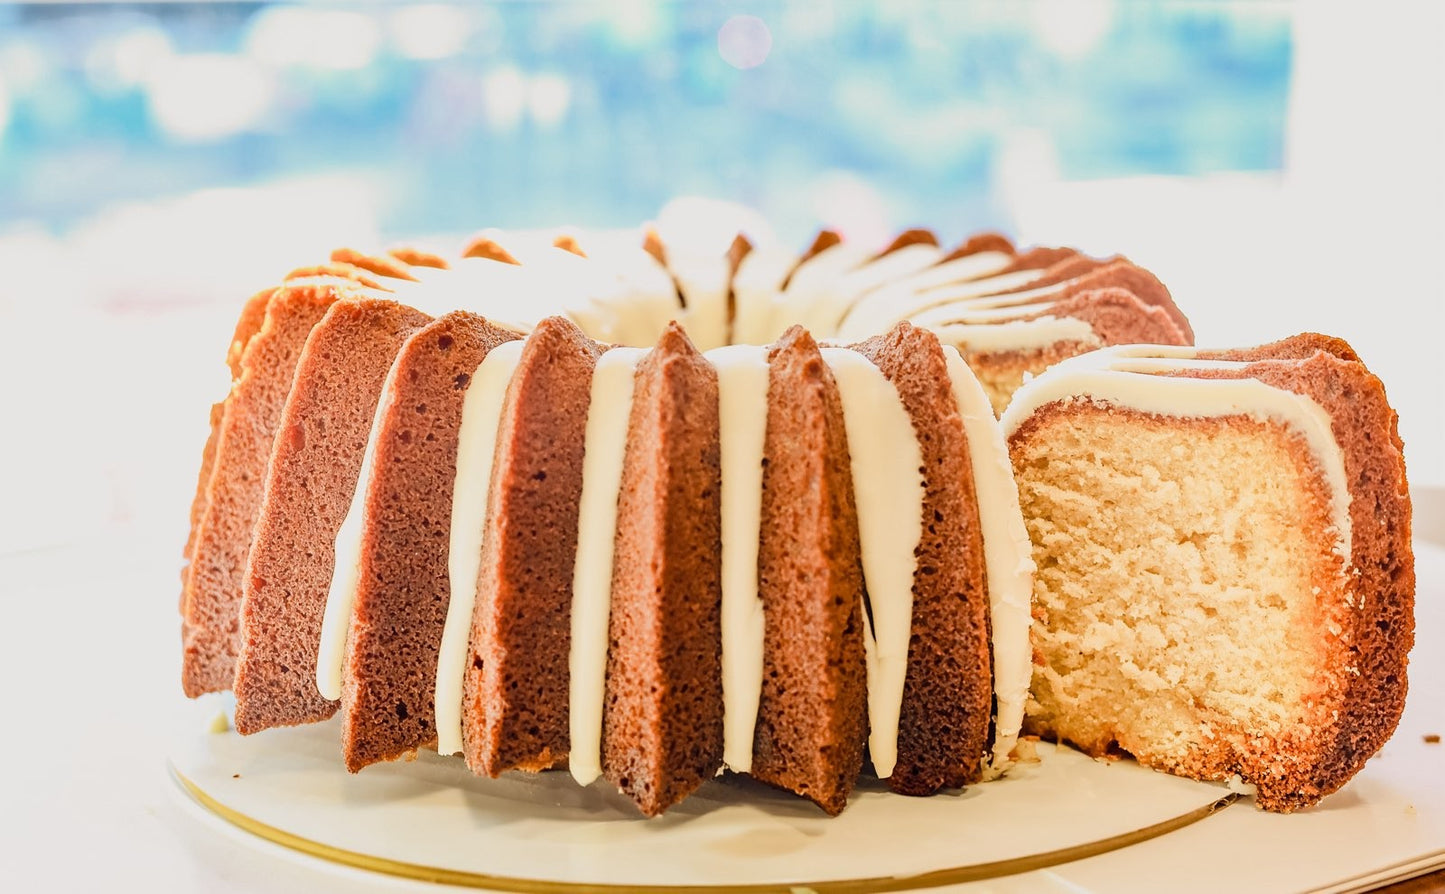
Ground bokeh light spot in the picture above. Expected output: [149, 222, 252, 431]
[717, 15, 772, 70]
[147, 54, 274, 142]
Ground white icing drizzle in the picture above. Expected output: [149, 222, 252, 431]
[933, 275, 1072, 310]
[568, 347, 649, 786]
[385, 259, 543, 330]
[931, 316, 1102, 352]
[403, 242, 682, 349]
[776, 242, 872, 311]
[580, 245, 682, 348]
[888, 249, 1015, 295]
[833, 250, 1014, 338]
[435, 340, 526, 757]
[316, 358, 401, 701]
[705, 345, 773, 773]
[818, 348, 925, 779]
[834, 257, 1038, 341]
[940, 346, 1035, 777]
[303, 227, 1110, 794]
[911, 298, 1062, 327]
[666, 252, 732, 352]
[797, 243, 943, 337]
[731, 244, 797, 345]
[999, 345, 1354, 559]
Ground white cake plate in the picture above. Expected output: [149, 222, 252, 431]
[169, 699, 1236, 891]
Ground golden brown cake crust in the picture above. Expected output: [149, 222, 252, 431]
[1198, 332, 1360, 364]
[939, 232, 1015, 263]
[724, 234, 753, 344]
[181, 283, 341, 696]
[1178, 348, 1414, 811]
[852, 322, 993, 795]
[1043, 287, 1190, 347]
[183, 288, 274, 578]
[462, 316, 603, 776]
[601, 323, 724, 816]
[943, 286, 1192, 415]
[726, 233, 752, 274]
[994, 254, 1110, 292]
[226, 289, 275, 377]
[989, 259, 1192, 344]
[877, 228, 939, 255]
[1068, 262, 1192, 343]
[798, 229, 843, 266]
[750, 326, 868, 816]
[387, 246, 450, 270]
[461, 236, 521, 265]
[998, 246, 1080, 273]
[232, 298, 433, 734]
[283, 263, 389, 291]
[783, 230, 843, 290]
[553, 233, 586, 257]
[641, 228, 667, 267]
[330, 247, 419, 282]
[339, 311, 520, 772]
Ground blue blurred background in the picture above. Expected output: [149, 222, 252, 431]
[0, 1, 1293, 242]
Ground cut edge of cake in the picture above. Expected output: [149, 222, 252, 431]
[1001, 335, 1413, 812]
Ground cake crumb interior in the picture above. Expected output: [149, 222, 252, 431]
[1015, 402, 1341, 774]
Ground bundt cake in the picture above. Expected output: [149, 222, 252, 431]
[1001, 336, 1414, 812]
[177, 221, 1412, 818]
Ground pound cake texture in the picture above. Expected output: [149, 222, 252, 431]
[177, 220, 1412, 817]
[1001, 336, 1413, 812]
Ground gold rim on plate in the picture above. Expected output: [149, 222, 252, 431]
[171, 763, 1236, 892]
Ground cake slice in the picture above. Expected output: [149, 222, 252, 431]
[848, 322, 996, 795]
[1002, 335, 1413, 811]
[333, 311, 520, 771]
[601, 322, 724, 816]
[949, 286, 1193, 414]
[461, 316, 603, 776]
[182, 287, 274, 580]
[749, 326, 868, 815]
[181, 282, 343, 696]
[232, 297, 433, 733]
